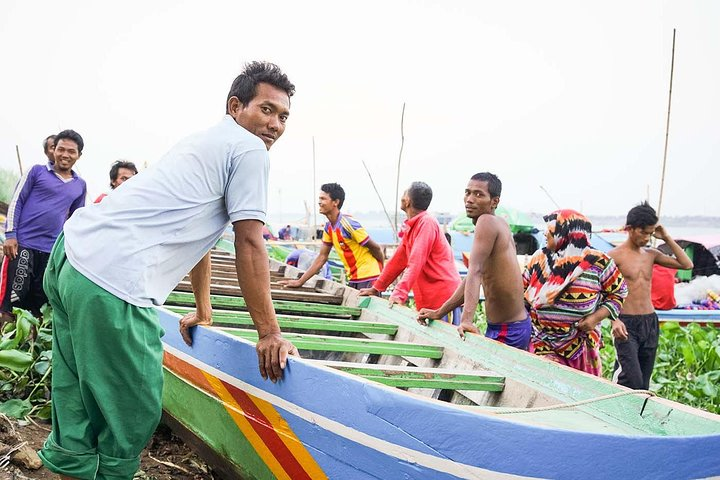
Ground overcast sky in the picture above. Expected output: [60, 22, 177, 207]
[1, 0, 717, 221]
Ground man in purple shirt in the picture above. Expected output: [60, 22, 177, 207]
[1, 130, 86, 319]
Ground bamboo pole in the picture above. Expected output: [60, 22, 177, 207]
[15, 145, 23, 175]
[657, 28, 676, 218]
[312, 136, 317, 239]
[362, 160, 397, 238]
[393, 103, 406, 242]
[539, 185, 561, 209]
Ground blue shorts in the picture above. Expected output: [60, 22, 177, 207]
[485, 315, 531, 350]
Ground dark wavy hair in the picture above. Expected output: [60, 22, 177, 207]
[226, 61, 295, 112]
[626, 201, 658, 228]
[54, 130, 84, 154]
[470, 172, 502, 198]
[321, 183, 345, 210]
[109, 160, 138, 188]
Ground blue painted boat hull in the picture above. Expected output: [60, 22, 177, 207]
[159, 308, 720, 480]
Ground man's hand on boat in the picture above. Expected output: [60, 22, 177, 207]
[416, 308, 443, 326]
[256, 332, 300, 382]
[179, 311, 213, 346]
[456, 320, 480, 339]
[278, 279, 304, 289]
[386, 295, 405, 308]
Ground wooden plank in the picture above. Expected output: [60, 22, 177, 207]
[360, 375, 504, 391]
[166, 306, 398, 335]
[223, 329, 444, 359]
[310, 361, 504, 391]
[166, 291, 362, 318]
[182, 274, 320, 293]
[211, 264, 287, 279]
[174, 280, 344, 305]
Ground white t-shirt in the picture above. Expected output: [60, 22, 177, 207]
[64, 115, 269, 307]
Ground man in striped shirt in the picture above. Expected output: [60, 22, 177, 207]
[280, 183, 384, 290]
[1, 130, 86, 320]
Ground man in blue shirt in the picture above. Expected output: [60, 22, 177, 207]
[1, 130, 86, 320]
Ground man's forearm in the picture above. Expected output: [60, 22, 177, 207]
[437, 279, 466, 316]
[189, 252, 212, 318]
[236, 236, 280, 337]
[461, 276, 482, 323]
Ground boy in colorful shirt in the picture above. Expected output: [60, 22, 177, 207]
[280, 183, 384, 289]
[1, 130, 87, 319]
[358, 181, 460, 312]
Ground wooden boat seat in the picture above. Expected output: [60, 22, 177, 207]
[174, 279, 345, 305]
[166, 291, 361, 318]
[166, 305, 398, 335]
[309, 360, 505, 392]
[220, 329, 445, 359]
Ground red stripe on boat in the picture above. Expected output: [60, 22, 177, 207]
[221, 380, 313, 480]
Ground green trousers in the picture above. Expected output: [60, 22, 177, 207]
[39, 233, 164, 479]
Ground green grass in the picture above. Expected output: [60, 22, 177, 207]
[600, 321, 720, 414]
[0, 306, 53, 419]
[0, 167, 19, 204]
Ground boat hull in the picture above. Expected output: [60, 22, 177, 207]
[159, 308, 720, 480]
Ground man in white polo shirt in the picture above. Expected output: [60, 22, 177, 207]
[39, 61, 298, 480]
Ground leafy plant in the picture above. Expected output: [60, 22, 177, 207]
[472, 302, 487, 331]
[601, 321, 720, 414]
[0, 305, 53, 419]
[0, 167, 20, 204]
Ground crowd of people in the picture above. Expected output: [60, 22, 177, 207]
[0, 59, 695, 479]
[281, 175, 692, 387]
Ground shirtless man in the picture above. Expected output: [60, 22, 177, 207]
[608, 202, 692, 389]
[417, 172, 531, 349]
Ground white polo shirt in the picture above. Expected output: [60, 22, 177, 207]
[64, 115, 269, 307]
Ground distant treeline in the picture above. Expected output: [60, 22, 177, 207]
[271, 210, 720, 229]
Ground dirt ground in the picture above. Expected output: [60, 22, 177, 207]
[0, 418, 215, 479]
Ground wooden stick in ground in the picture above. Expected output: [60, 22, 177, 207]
[657, 28, 676, 218]
[361, 160, 396, 238]
[393, 103, 405, 243]
[312, 136, 317, 237]
[15, 145, 23, 175]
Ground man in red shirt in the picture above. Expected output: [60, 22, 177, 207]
[359, 182, 460, 312]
